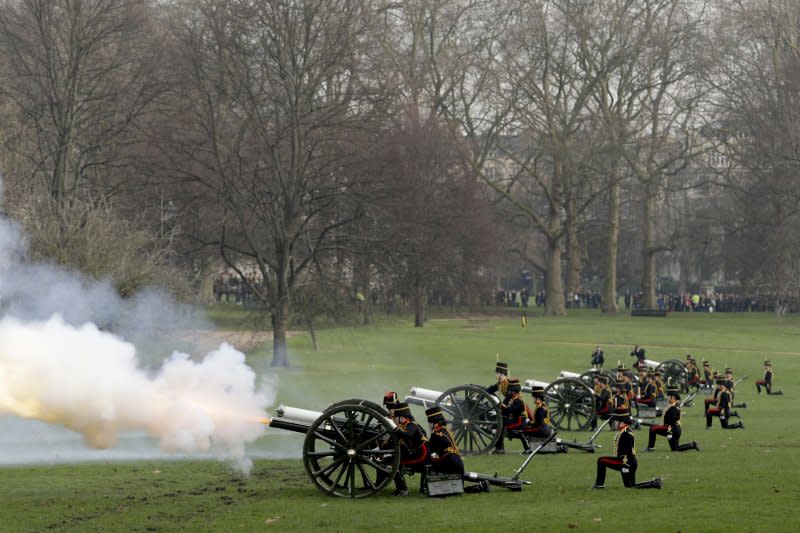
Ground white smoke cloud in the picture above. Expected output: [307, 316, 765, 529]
[0, 315, 271, 472]
[0, 176, 275, 473]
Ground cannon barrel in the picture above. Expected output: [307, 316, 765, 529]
[559, 370, 581, 379]
[264, 403, 397, 436]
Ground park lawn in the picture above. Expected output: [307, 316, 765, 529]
[1, 310, 799, 532]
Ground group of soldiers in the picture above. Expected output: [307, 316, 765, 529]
[381, 348, 783, 496]
[379, 392, 491, 496]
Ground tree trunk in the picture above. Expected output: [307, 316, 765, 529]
[641, 190, 658, 309]
[565, 192, 581, 295]
[602, 173, 620, 312]
[307, 319, 318, 350]
[271, 297, 290, 367]
[414, 271, 425, 327]
[544, 235, 566, 316]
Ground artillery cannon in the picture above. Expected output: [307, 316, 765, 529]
[404, 378, 602, 454]
[264, 398, 548, 497]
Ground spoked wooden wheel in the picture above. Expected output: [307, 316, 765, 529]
[658, 360, 689, 392]
[436, 384, 501, 455]
[302, 403, 399, 498]
[545, 378, 595, 431]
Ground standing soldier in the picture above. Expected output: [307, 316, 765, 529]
[494, 378, 528, 454]
[756, 361, 783, 395]
[486, 361, 510, 399]
[424, 407, 490, 493]
[685, 357, 700, 389]
[591, 346, 605, 369]
[645, 386, 700, 452]
[706, 379, 744, 430]
[700, 361, 714, 388]
[591, 418, 662, 490]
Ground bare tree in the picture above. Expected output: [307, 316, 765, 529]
[161, 0, 379, 366]
[0, 0, 164, 205]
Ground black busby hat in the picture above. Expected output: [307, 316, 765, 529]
[425, 406, 446, 425]
[764, 360, 772, 366]
[702, 360, 710, 367]
[616, 363, 628, 373]
[715, 375, 727, 385]
[495, 361, 509, 375]
[507, 377, 522, 393]
[725, 367, 733, 374]
[531, 385, 545, 399]
[383, 391, 399, 409]
[666, 386, 681, 400]
[393, 402, 413, 418]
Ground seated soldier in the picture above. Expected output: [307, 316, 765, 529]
[706, 379, 744, 430]
[592, 376, 613, 429]
[384, 402, 429, 496]
[636, 373, 657, 407]
[616, 364, 634, 403]
[645, 386, 700, 452]
[424, 407, 489, 494]
[486, 361, 510, 398]
[591, 415, 662, 490]
[525, 386, 553, 439]
[494, 377, 528, 454]
[756, 360, 783, 395]
[685, 357, 700, 389]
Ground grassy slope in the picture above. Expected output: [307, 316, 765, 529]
[2, 310, 799, 532]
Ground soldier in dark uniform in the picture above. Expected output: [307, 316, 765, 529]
[700, 360, 714, 388]
[525, 386, 553, 438]
[645, 386, 700, 452]
[611, 380, 630, 428]
[383, 402, 429, 496]
[636, 372, 658, 407]
[591, 346, 605, 369]
[591, 417, 662, 489]
[756, 360, 783, 395]
[630, 345, 647, 370]
[424, 407, 490, 493]
[486, 361, 510, 398]
[724, 367, 748, 408]
[494, 377, 528, 454]
[592, 376, 613, 429]
[706, 379, 744, 430]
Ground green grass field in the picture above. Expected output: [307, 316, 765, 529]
[2, 310, 799, 532]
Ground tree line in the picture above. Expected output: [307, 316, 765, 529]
[1, 0, 799, 366]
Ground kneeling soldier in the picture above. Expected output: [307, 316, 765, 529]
[756, 360, 783, 395]
[592, 414, 662, 490]
[645, 386, 699, 452]
[706, 379, 744, 430]
[425, 407, 489, 493]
